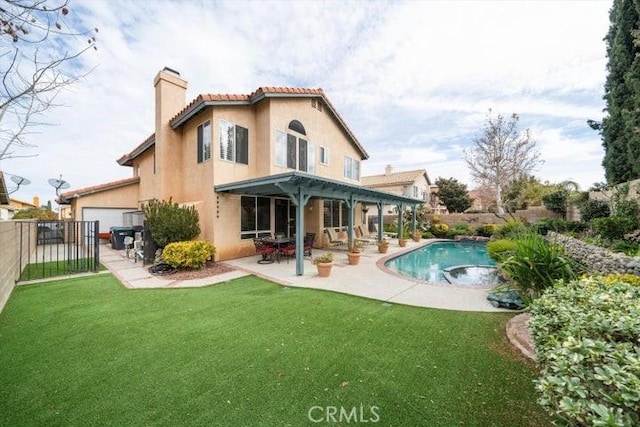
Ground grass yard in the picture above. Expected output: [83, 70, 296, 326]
[19, 259, 105, 281]
[0, 274, 550, 426]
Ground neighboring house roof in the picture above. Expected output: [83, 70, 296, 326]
[361, 169, 431, 188]
[9, 198, 37, 208]
[0, 171, 9, 205]
[117, 133, 155, 167]
[57, 176, 140, 204]
[119, 87, 369, 167]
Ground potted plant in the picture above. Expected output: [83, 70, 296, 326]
[347, 241, 362, 265]
[398, 230, 409, 247]
[412, 230, 422, 242]
[377, 239, 389, 254]
[313, 252, 334, 277]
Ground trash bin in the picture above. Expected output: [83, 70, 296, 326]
[110, 226, 135, 250]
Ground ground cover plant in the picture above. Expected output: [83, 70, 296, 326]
[529, 276, 640, 426]
[0, 275, 550, 426]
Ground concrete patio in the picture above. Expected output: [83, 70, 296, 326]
[99, 238, 510, 313]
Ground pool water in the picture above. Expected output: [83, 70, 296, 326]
[385, 241, 498, 285]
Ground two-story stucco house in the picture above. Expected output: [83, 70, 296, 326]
[59, 68, 422, 274]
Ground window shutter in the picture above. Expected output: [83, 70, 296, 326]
[307, 143, 316, 174]
[235, 126, 249, 165]
[197, 124, 203, 163]
[299, 139, 308, 172]
[287, 134, 297, 169]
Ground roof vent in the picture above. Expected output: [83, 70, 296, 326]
[162, 67, 180, 76]
[385, 164, 394, 175]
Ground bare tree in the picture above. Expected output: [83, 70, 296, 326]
[0, 0, 97, 161]
[464, 110, 542, 215]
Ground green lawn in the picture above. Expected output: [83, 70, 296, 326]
[19, 259, 105, 281]
[0, 275, 550, 426]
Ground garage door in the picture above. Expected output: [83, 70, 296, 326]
[82, 207, 138, 234]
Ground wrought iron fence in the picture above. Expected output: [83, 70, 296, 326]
[16, 220, 100, 282]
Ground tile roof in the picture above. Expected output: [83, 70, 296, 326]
[120, 86, 369, 167]
[57, 176, 140, 204]
[168, 87, 368, 160]
[361, 169, 430, 187]
[117, 133, 155, 166]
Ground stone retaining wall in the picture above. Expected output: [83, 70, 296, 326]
[548, 231, 640, 275]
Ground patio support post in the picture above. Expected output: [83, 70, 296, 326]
[346, 195, 355, 249]
[412, 206, 417, 236]
[376, 202, 384, 241]
[397, 203, 404, 239]
[294, 187, 309, 276]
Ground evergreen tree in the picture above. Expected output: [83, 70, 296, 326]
[602, 0, 640, 184]
[434, 177, 473, 213]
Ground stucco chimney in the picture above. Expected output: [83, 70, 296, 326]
[385, 164, 394, 175]
[153, 68, 188, 199]
[33, 196, 39, 207]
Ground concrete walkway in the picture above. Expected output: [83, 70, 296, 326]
[99, 239, 511, 312]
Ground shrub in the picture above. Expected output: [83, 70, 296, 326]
[498, 232, 577, 303]
[162, 240, 216, 269]
[579, 199, 610, 223]
[495, 218, 529, 238]
[535, 218, 589, 236]
[142, 198, 200, 248]
[486, 239, 517, 261]
[542, 189, 569, 217]
[475, 223, 498, 237]
[614, 199, 640, 227]
[591, 216, 637, 241]
[446, 223, 470, 238]
[529, 277, 640, 426]
[430, 223, 449, 238]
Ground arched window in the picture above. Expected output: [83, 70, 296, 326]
[275, 119, 315, 173]
[288, 120, 306, 136]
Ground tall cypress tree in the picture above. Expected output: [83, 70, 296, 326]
[602, 0, 640, 184]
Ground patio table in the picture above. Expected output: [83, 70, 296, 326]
[262, 237, 292, 263]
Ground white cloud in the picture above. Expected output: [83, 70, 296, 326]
[3, 0, 612, 204]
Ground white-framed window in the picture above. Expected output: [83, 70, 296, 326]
[219, 119, 248, 164]
[320, 146, 330, 165]
[240, 196, 271, 239]
[197, 121, 211, 163]
[413, 186, 419, 197]
[275, 130, 316, 173]
[343, 156, 360, 180]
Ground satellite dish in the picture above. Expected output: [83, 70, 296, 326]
[48, 176, 71, 196]
[8, 175, 31, 194]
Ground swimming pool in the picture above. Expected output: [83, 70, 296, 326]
[384, 241, 499, 286]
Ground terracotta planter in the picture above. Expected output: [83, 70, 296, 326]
[378, 244, 389, 254]
[347, 252, 361, 265]
[316, 262, 333, 277]
[398, 238, 408, 247]
[412, 234, 421, 242]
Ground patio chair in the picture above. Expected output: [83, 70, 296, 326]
[355, 225, 376, 248]
[324, 227, 347, 247]
[279, 241, 297, 262]
[303, 233, 315, 257]
[253, 238, 275, 264]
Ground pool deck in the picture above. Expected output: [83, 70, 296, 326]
[99, 238, 511, 313]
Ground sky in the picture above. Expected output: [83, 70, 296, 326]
[3, 0, 613, 207]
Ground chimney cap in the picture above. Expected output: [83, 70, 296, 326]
[162, 66, 180, 76]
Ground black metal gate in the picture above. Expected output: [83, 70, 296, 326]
[16, 220, 100, 282]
